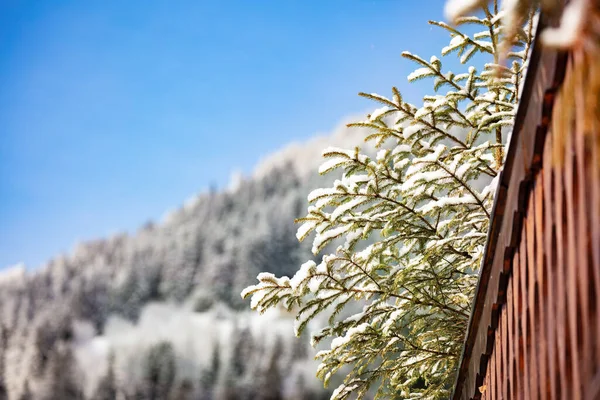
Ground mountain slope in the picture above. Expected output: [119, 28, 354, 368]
[0, 119, 372, 400]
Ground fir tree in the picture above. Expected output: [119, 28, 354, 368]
[255, 336, 283, 400]
[171, 379, 194, 400]
[43, 345, 84, 400]
[243, 2, 536, 398]
[92, 351, 117, 400]
[142, 341, 177, 400]
[199, 343, 221, 400]
[230, 327, 254, 378]
[0, 326, 8, 400]
[18, 382, 32, 400]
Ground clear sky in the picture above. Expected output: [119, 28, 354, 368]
[0, 0, 450, 269]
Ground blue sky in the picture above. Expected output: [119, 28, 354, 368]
[0, 0, 451, 269]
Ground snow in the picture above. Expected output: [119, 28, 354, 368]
[248, 288, 267, 310]
[296, 221, 315, 241]
[414, 106, 432, 120]
[460, 46, 478, 64]
[376, 149, 388, 162]
[331, 384, 359, 399]
[330, 323, 370, 350]
[226, 169, 244, 193]
[541, 0, 586, 48]
[242, 272, 289, 307]
[481, 172, 500, 198]
[417, 194, 477, 214]
[455, 161, 472, 179]
[407, 67, 433, 81]
[331, 197, 367, 221]
[252, 112, 372, 179]
[312, 225, 350, 254]
[0, 263, 27, 284]
[369, 105, 391, 121]
[429, 95, 450, 110]
[343, 311, 367, 324]
[183, 193, 202, 211]
[392, 144, 413, 155]
[422, 144, 447, 162]
[490, 9, 506, 25]
[401, 170, 447, 192]
[308, 187, 337, 202]
[473, 30, 491, 40]
[290, 261, 316, 291]
[475, 39, 494, 52]
[402, 124, 422, 139]
[382, 309, 404, 335]
[442, 37, 459, 55]
[318, 157, 346, 174]
[339, 173, 370, 191]
[445, 0, 485, 24]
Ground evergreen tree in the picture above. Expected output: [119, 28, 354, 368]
[255, 336, 283, 400]
[230, 327, 254, 378]
[92, 351, 117, 400]
[43, 345, 84, 400]
[199, 343, 221, 400]
[0, 326, 8, 400]
[243, 2, 535, 398]
[18, 382, 32, 400]
[171, 379, 194, 400]
[142, 341, 177, 400]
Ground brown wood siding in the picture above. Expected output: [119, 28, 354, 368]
[477, 54, 600, 398]
[452, 10, 600, 400]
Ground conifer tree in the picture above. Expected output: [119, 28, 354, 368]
[243, 1, 536, 398]
[199, 343, 221, 400]
[142, 341, 177, 400]
[255, 336, 283, 400]
[18, 382, 32, 400]
[43, 345, 84, 400]
[92, 351, 117, 400]
[0, 326, 8, 400]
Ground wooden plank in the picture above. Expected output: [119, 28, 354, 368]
[495, 320, 502, 400]
[526, 185, 538, 400]
[592, 107, 600, 367]
[513, 250, 522, 398]
[588, 371, 600, 400]
[573, 48, 592, 391]
[490, 339, 496, 400]
[518, 226, 530, 399]
[552, 124, 569, 395]
[563, 86, 583, 399]
[543, 135, 558, 400]
[507, 276, 516, 399]
[535, 172, 549, 399]
[484, 361, 490, 400]
[501, 303, 509, 400]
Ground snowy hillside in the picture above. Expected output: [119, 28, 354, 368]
[0, 120, 373, 400]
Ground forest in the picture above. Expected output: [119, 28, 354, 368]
[0, 122, 374, 400]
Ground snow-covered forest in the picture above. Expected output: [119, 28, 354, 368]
[0, 121, 375, 400]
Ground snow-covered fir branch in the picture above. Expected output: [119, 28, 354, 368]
[243, 1, 535, 398]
